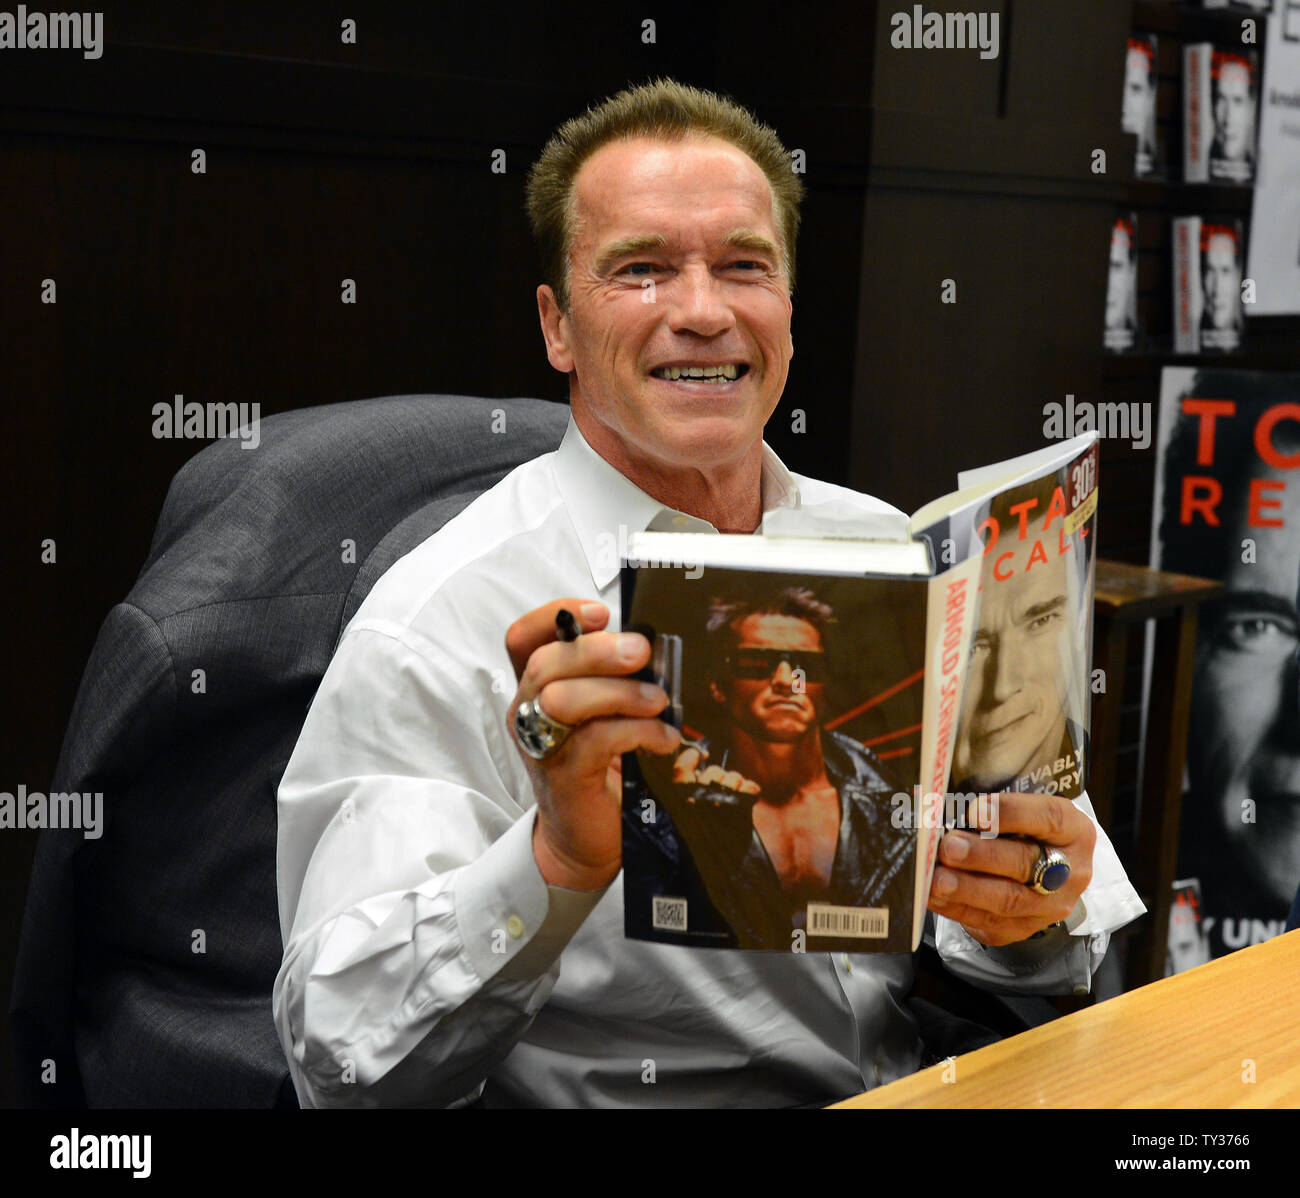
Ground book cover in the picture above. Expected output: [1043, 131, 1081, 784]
[1150, 367, 1300, 964]
[1209, 47, 1259, 184]
[1122, 33, 1159, 178]
[1105, 212, 1140, 353]
[1165, 878, 1212, 977]
[620, 435, 1099, 953]
[1185, 42, 1259, 185]
[1172, 216, 1246, 352]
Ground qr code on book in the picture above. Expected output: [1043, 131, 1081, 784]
[652, 896, 687, 931]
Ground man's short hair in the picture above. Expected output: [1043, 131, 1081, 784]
[703, 585, 835, 677]
[525, 77, 805, 311]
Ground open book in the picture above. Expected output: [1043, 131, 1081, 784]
[620, 432, 1098, 953]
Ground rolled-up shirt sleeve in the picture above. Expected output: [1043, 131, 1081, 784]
[273, 621, 602, 1108]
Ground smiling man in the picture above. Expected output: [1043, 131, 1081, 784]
[273, 79, 1138, 1108]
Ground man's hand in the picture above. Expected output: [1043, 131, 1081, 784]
[505, 598, 681, 892]
[671, 745, 762, 796]
[927, 792, 1096, 947]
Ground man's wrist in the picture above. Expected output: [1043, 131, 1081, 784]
[532, 818, 619, 891]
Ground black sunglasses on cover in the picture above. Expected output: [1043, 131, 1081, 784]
[726, 649, 828, 683]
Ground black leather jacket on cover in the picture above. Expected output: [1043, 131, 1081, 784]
[623, 729, 914, 950]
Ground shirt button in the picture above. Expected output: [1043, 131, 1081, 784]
[506, 915, 525, 939]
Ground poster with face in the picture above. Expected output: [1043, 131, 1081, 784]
[1151, 367, 1300, 964]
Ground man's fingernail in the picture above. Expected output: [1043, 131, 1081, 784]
[617, 633, 645, 662]
[580, 602, 604, 624]
[945, 833, 969, 862]
[934, 869, 958, 897]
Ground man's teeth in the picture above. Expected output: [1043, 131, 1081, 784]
[652, 364, 742, 381]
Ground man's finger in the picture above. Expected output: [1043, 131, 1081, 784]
[672, 746, 703, 781]
[979, 791, 1093, 848]
[505, 599, 610, 679]
[938, 829, 1039, 884]
[930, 864, 1074, 925]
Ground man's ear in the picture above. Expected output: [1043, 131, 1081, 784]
[537, 284, 574, 374]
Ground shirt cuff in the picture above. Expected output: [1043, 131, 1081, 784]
[936, 916, 1108, 996]
[454, 807, 609, 986]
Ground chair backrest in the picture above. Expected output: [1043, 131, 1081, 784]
[10, 394, 570, 1107]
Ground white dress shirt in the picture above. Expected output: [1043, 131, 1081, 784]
[273, 415, 1144, 1108]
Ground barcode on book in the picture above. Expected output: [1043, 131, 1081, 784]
[652, 896, 688, 931]
[806, 903, 888, 939]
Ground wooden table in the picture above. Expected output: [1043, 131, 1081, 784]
[833, 930, 1300, 1108]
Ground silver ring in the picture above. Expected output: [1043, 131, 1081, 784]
[1028, 845, 1071, 896]
[513, 695, 574, 760]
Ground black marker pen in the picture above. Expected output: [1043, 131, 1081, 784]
[556, 608, 582, 642]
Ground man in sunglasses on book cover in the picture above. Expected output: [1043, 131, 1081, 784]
[626, 585, 913, 950]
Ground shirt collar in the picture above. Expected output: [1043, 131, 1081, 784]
[553, 414, 803, 590]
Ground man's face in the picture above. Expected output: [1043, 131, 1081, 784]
[1214, 63, 1254, 161]
[1122, 49, 1153, 136]
[1203, 234, 1241, 329]
[955, 520, 1071, 789]
[712, 613, 826, 744]
[1106, 232, 1135, 329]
[537, 135, 793, 480]
[1189, 464, 1300, 907]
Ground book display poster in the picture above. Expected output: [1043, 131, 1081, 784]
[1151, 367, 1300, 963]
[1247, 3, 1300, 315]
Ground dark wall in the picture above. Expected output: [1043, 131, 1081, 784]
[3, 0, 1299, 1106]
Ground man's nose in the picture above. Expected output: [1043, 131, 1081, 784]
[665, 264, 736, 338]
[770, 659, 796, 689]
[987, 643, 1022, 703]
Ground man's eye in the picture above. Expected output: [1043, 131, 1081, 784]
[621, 263, 656, 276]
[728, 260, 764, 272]
[1027, 611, 1063, 634]
[1216, 616, 1300, 654]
